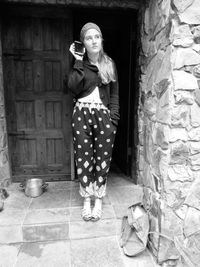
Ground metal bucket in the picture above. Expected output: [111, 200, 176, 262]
[20, 178, 48, 198]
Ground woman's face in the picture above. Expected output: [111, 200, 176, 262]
[83, 29, 102, 56]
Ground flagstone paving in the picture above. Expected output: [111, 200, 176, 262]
[0, 170, 159, 267]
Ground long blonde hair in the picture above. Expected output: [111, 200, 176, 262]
[98, 49, 116, 84]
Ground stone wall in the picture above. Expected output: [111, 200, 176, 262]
[0, 23, 11, 188]
[139, 0, 200, 266]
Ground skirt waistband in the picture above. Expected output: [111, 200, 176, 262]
[75, 101, 108, 112]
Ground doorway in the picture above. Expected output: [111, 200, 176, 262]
[1, 5, 139, 183]
[73, 8, 138, 180]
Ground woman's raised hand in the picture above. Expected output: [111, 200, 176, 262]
[69, 43, 85, 61]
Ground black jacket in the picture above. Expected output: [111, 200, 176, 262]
[68, 58, 120, 126]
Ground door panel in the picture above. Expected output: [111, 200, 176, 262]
[2, 15, 72, 181]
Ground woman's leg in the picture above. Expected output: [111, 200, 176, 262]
[91, 107, 117, 221]
[92, 108, 116, 198]
[72, 104, 95, 220]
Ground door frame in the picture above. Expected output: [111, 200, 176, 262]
[1, 3, 140, 183]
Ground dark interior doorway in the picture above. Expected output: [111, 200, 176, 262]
[72, 8, 138, 181]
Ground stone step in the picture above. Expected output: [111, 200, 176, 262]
[0, 179, 143, 243]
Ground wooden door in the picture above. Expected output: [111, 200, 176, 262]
[2, 14, 73, 182]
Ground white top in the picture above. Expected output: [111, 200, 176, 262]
[78, 86, 102, 104]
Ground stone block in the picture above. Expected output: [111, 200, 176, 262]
[154, 79, 170, 99]
[191, 102, 200, 126]
[152, 148, 163, 176]
[190, 153, 200, 166]
[144, 50, 165, 92]
[70, 219, 117, 239]
[172, 0, 194, 13]
[158, 207, 182, 263]
[71, 236, 125, 267]
[144, 94, 157, 117]
[184, 179, 200, 210]
[156, 46, 172, 84]
[173, 70, 198, 90]
[193, 64, 200, 78]
[23, 208, 70, 225]
[159, 0, 171, 21]
[172, 23, 193, 47]
[184, 206, 200, 236]
[0, 225, 23, 243]
[155, 23, 171, 51]
[168, 164, 194, 182]
[154, 124, 169, 150]
[169, 128, 188, 142]
[22, 222, 69, 242]
[193, 26, 200, 44]
[178, 0, 200, 24]
[0, 244, 21, 267]
[29, 189, 70, 209]
[174, 91, 194, 105]
[142, 164, 157, 190]
[171, 105, 190, 128]
[170, 141, 189, 164]
[107, 184, 143, 206]
[0, 209, 26, 225]
[164, 179, 191, 208]
[15, 240, 70, 267]
[188, 127, 200, 141]
[148, 213, 160, 252]
[4, 190, 32, 210]
[190, 140, 200, 154]
[174, 48, 200, 69]
[174, 234, 200, 267]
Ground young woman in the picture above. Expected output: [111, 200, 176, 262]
[68, 22, 120, 221]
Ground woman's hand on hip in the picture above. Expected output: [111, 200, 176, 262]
[69, 43, 85, 61]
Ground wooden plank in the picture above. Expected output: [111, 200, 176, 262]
[43, 19, 52, 51]
[16, 101, 26, 130]
[46, 101, 54, 128]
[33, 60, 44, 92]
[2, 17, 19, 50]
[32, 18, 42, 51]
[52, 20, 61, 50]
[26, 101, 35, 129]
[45, 61, 53, 91]
[35, 99, 45, 129]
[47, 138, 55, 165]
[24, 61, 33, 91]
[15, 61, 24, 92]
[19, 17, 32, 50]
[54, 101, 62, 128]
[53, 61, 61, 91]
[55, 138, 63, 164]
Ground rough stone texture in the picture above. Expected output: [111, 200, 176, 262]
[174, 48, 200, 69]
[172, 0, 194, 13]
[178, 0, 200, 24]
[139, 0, 200, 265]
[172, 22, 193, 48]
[0, 23, 11, 187]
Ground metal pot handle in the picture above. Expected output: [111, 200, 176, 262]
[19, 182, 25, 190]
[41, 182, 48, 190]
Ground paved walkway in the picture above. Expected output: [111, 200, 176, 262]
[0, 170, 159, 267]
